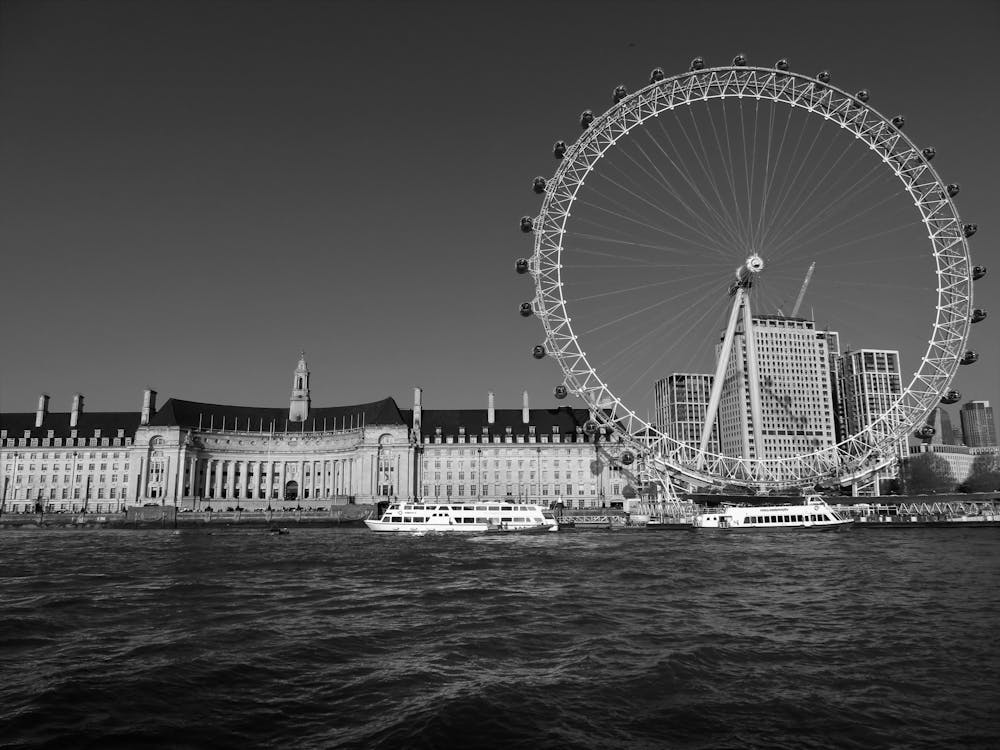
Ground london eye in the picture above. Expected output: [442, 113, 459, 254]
[516, 56, 986, 492]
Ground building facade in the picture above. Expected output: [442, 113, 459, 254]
[907, 443, 1000, 487]
[653, 373, 719, 453]
[716, 315, 837, 459]
[1, 359, 634, 513]
[960, 401, 997, 447]
[837, 349, 903, 439]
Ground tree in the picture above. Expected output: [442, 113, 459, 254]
[901, 451, 956, 494]
[963, 453, 1000, 493]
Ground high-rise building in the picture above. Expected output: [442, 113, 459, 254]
[819, 330, 847, 441]
[960, 401, 997, 447]
[716, 315, 837, 459]
[654, 373, 719, 453]
[837, 349, 903, 438]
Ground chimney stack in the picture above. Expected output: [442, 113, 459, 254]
[522, 390, 530, 424]
[488, 391, 495, 425]
[70, 393, 83, 428]
[141, 389, 157, 425]
[413, 387, 423, 436]
[35, 394, 50, 428]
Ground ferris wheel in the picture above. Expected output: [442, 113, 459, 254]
[516, 55, 988, 492]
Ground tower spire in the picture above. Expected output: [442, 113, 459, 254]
[289, 353, 311, 422]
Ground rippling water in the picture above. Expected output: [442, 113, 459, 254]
[1, 527, 998, 749]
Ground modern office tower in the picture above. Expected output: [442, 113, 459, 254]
[716, 315, 837, 460]
[654, 373, 719, 453]
[961, 401, 997, 447]
[819, 330, 847, 441]
[837, 349, 903, 438]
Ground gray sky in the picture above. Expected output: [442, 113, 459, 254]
[1, 0, 996, 421]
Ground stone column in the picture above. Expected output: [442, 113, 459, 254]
[227, 461, 236, 501]
[139, 454, 149, 500]
[239, 460, 249, 500]
[279, 461, 287, 503]
[188, 456, 197, 498]
[321, 459, 328, 498]
[215, 460, 224, 500]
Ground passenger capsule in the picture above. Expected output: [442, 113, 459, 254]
[947, 183, 961, 198]
[580, 109, 594, 128]
[554, 384, 568, 400]
[649, 67, 665, 83]
[960, 350, 978, 365]
[973, 265, 987, 280]
[532, 176, 546, 194]
[775, 58, 790, 71]
[856, 89, 870, 103]
[733, 54, 747, 66]
[690, 57, 705, 71]
[553, 140, 567, 159]
[892, 115, 905, 129]
[515, 258, 529, 274]
[915, 425, 936, 439]
[620, 450, 635, 466]
[532, 344, 546, 359]
[971, 308, 988, 323]
[963, 223, 977, 238]
[817, 70, 831, 83]
[519, 302, 533, 317]
[520, 216, 534, 233]
[612, 84, 628, 104]
[583, 419, 599, 435]
[941, 390, 961, 404]
[922, 147, 936, 161]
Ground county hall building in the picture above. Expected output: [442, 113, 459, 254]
[0, 357, 633, 513]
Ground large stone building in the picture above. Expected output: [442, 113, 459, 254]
[1, 357, 633, 513]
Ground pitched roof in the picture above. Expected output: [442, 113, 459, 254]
[146, 396, 407, 431]
[0, 412, 140, 439]
[418, 407, 592, 437]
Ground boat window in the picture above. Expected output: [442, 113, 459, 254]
[542, 512, 554, 519]
[501, 516, 512, 522]
[390, 517, 402, 523]
[475, 517, 488, 523]
[501, 506, 513, 511]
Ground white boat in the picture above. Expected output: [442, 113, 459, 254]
[364, 501, 558, 533]
[692, 495, 851, 531]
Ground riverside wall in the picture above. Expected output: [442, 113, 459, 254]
[0, 505, 375, 530]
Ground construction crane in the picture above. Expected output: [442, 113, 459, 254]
[790, 262, 816, 318]
[777, 262, 817, 317]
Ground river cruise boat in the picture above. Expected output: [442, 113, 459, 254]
[364, 502, 558, 533]
[693, 495, 851, 531]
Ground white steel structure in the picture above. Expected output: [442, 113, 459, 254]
[517, 57, 984, 492]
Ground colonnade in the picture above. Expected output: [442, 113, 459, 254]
[177, 456, 356, 500]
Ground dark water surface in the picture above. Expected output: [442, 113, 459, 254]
[1, 527, 998, 749]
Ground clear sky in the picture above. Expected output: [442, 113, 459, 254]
[1, 0, 996, 422]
